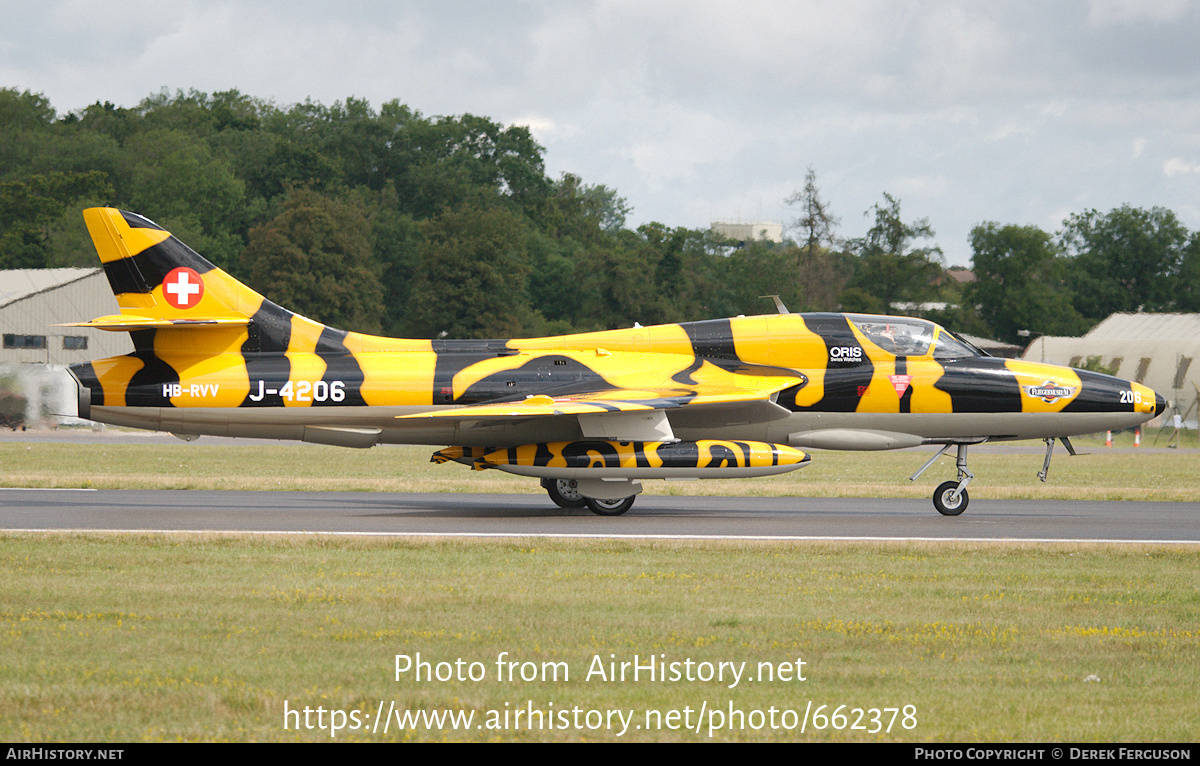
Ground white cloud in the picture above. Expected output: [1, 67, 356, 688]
[1086, 0, 1192, 26]
[1164, 158, 1200, 176]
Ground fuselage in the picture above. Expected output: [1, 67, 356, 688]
[70, 312, 1163, 450]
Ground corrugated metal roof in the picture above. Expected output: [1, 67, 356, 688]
[0, 268, 103, 309]
[1083, 312, 1200, 341]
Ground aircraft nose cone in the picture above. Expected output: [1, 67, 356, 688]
[1156, 392, 1166, 417]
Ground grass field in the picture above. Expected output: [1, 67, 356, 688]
[1, 534, 1197, 742]
[1, 433, 1198, 742]
[1, 432, 1198, 502]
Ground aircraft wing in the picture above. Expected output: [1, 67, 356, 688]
[397, 371, 806, 438]
[398, 385, 795, 418]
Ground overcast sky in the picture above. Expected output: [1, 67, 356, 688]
[5, 0, 1200, 265]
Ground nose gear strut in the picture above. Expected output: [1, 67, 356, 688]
[1038, 436, 1078, 482]
[910, 442, 979, 516]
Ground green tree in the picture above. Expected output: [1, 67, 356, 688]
[73, 100, 141, 147]
[786, 166, 839, 254]
[0, 87, 776, 340]
[643, 223, 698, 323]
[123, 129, 247, 268]
[356, 183, 422, 336]
[1175, 233, 1200, 312]
[390, 114, 550, 219]
[844, 193, 943, 313]
[316, 97, 397, 190]
[403, 203, 533, 338]
[571, 229, 667, 331]
[136, 88, 222, 138]
[243, 189, 384, 333]
[10, 127, 120, 181]
[0, 88, 56, 131]
[0, 171, 113, 269]
[0, 89, 58, 183]
[717, 239, 805, 317]
[967, 222, 1089, 344]
[597, 223, 729, 326]
[1059, 205, 1188, 319]
[243, 140, 337, 202]
[525, 230, 584, 327]
[837, 286, 883, 314]
[784, 167, 845, 311]
[543, 172, 630, 241]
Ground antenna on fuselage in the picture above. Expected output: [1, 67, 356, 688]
[760, 295, 790, 315]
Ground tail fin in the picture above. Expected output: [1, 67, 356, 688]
[68, 209, 381, 412]
[83, 207, 254, 322]
[67, 208, 295, 351]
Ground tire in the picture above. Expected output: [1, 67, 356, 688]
[933, 481, 968, 516]
[545, 478, 587, 509]
[585, 495, 636, 516]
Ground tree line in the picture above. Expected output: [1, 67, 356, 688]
[3, 87, 1197, 344]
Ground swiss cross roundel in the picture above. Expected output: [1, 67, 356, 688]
[162, 267, 204, 309]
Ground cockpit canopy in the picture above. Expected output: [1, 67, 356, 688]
[847, 315, 985, 360]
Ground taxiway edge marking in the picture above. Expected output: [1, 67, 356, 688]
[3, 528, 1198, 544]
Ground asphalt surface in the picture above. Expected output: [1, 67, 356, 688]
[2, 488, 1197, 542]
[3, 427, 1197, 542]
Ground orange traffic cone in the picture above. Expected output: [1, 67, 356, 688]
[1134, 428, 1141, 447]
[1105, 431, 1112, 447]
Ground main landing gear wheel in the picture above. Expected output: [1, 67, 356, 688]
[933, 480, 968, 516]
[584, 496, 636, 516]
[543, 478, 587, 509]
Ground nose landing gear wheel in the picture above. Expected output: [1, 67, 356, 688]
[933, 481, 968, 516]
[543, 478, 587, 509]
[911, 443, 975, 516]
[584, 496, 636, 516]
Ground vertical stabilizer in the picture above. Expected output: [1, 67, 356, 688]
[78, 208, 297, 352]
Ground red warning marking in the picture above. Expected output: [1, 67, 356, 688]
[163, 267, 204, 309]
[889, 374, 912, 397]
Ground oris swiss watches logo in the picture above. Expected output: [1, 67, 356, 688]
[828, 346, 863, 363]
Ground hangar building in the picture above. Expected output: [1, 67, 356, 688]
[1, 267, 131, 365]
[0, 268, 132, 426]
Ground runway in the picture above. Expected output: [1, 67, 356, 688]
[2, 488, 1198, 543]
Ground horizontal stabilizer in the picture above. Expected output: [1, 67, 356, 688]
[58, 315, 252, 332]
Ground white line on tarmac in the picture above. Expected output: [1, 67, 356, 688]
[3, 528, 1198, 544]
[0, 488, 98, 491]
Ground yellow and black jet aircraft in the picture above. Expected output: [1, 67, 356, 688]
[66, 208, 1164, 516]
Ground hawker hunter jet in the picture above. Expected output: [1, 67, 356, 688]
[66, 208, 1164, 515]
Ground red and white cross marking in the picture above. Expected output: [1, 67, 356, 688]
[163, 267, 204, 309]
